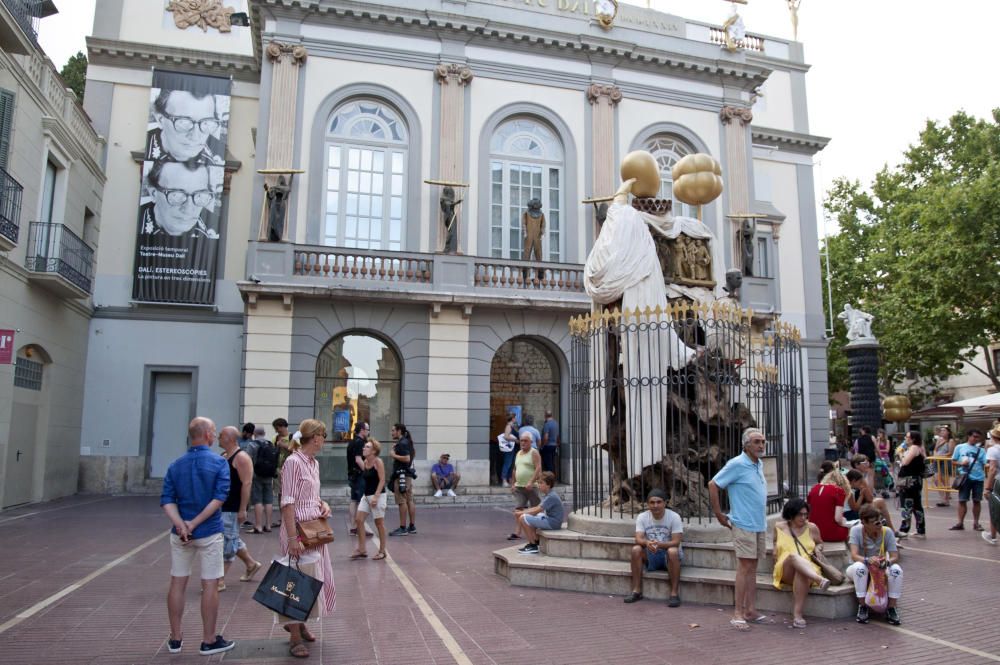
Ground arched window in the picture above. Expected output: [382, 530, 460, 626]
[489, 117, 564, 261]
[644, 134, 695, 218]
[314, 333, 401, 444]
[323, 100, 408, 250]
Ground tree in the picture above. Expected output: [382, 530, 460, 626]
[59, 51, 87, 102]
[823, 110, 1000, 401]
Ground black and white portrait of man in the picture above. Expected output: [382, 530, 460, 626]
[145, 88, 229, 165]
[140, 160, 222, 238]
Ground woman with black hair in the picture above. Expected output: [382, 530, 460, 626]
[896, 431, 927, 538]
[772, 497, 830, 628]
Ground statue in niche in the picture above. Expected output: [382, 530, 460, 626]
[440, 186, 463, 253]
[838, 304, 876, 342]
[523, 197, 546, 261]
[265, 175, 290, 242]
[741, 218, 757, 277]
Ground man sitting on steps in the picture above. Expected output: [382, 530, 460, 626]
[623, 489, 683, 607]
[431, 453, 461, 497]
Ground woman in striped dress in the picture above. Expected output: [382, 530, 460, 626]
[279, 419, 336, 659]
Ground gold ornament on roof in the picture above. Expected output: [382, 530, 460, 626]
[166, 0, 236, 33]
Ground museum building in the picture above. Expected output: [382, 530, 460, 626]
[77, 0, 830, 492]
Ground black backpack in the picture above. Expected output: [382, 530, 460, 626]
[255, 441, 280, 478]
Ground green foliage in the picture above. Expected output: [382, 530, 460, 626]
[59, 51, 87, 102]
[823, 110, 1000, 401]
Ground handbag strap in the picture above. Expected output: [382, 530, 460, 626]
[787, 522, 812, 557]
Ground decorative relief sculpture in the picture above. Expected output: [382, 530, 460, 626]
[586, 83, 623, 106]
[719, 105, 754, 126]
[440, 186, 463, 254]
[266, 41, 308, 65]
[838, 304, 876, 342]
[167, 0, 236, 33]
[434, 63, 474, 86]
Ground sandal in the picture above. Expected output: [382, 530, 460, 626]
[289, 641, 309, 658]
[251, 528, 263, 535]
[792, 618, 808, 629]
[818, 578, 831, 591]
[730, 618, 751, 631]
[623, 591, 643, 604]
[283, 624, 316, 643]
[263, 526, 272, 533]
[240, 561, 262, 582]
[373, 551, 387, 560]
[506, 533, 521, 541]
[748, 614, 775, 624]
[350, 551, 367, 559]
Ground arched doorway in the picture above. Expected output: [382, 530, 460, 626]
[489, 337, 560, 483]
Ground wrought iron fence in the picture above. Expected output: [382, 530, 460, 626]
[1, 0, 42, 45]
[24, 222, 94, 293]
[0, 166, 22, 245]
[569, 301, 807, 522]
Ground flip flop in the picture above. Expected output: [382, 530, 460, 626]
[289, 641, 309, 658]
[240, 561, 262, 582]
[730, 619, 751, 631]
[818, 578, 831, 591]
[373, 551, 387, 560]
[792, 618, 808, 629]
[748, 614, 775, 624]
[283, 624, 316, 643]
[350, 552, 367, 559]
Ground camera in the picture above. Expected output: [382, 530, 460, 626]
[395, 467, 408, 493]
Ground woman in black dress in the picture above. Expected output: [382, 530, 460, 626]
[897, 431, 927, 538]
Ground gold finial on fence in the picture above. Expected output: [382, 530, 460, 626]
[653, 304, 664, 318]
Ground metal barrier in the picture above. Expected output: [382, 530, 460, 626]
[923, 455, 957, 505]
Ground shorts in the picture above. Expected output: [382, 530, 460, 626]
[732, 526, 766, 560]
[170, 532, 224, 579]
[433, 473, 458, 489]
[221, 512, 245, 561]
[349, 475, 365, 502]
[523, 513, 560, 530]
[958, 479, 984, 502]
[645, 546, 683, 572]
[358, 492, 387, 520]
[251, 476, 274, 505]
[512, 486, 540, 509]
[393, 477, 413, 505]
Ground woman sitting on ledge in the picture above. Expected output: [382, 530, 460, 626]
[772, 497, 830, 629]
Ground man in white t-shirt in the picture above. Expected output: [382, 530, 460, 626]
[623, 489, 684, 607]
[984, 426, 1000, 545]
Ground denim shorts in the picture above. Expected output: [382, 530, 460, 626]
[251, 476, 273, 505]
[523, 513, 559, 530]
[645, 546, 683, 571]
[958, 478, 984, 502]
[221, 512, 245, 561]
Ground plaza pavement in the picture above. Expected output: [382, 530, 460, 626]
[0, 495, 997, 664]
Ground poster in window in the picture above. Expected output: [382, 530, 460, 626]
[132, 69, 231, 304]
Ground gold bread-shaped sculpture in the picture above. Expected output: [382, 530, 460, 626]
[620, 150, 661, 198]
[671, 153, 723, 206]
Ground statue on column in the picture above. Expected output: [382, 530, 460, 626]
[741, 218, 756, 276]
[522, 197, 545, 261]
[440, 186, 463, 254]
[265, 175, 290, 242]
[838, 304, 876, 342]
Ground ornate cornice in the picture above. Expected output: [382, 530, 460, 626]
[719, 105, 753, 126]
[586, 83, 622, 105]
[167, 0, 237, 33]
[434, 63, 473, 86]
[86, 37, 260, 81]
[266, 41, 308, 65]
[751, 126, 830, 155]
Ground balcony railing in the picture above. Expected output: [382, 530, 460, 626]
[708, 26, 764, 52]
[1, 0, 41, 46]
[474, 259, 584, 293]
[24, 221, 94, 295]
[0, 166, 22, 247]
[295, 247, 433, 285]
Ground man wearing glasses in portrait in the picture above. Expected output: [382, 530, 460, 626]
[145, 88, 228, 165]
[140, 160, 222, 239]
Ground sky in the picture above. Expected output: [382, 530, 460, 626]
[37, 1, 993, 238]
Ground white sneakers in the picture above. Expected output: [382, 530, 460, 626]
[434, 489, 443, 497]
[447, 489, 457, 497]
[983, 531, 998, 545]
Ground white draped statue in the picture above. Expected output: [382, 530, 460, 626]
[584, 181, 696, 477]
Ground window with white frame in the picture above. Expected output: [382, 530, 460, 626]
[755, 234, 773, 278]
[323, 100, 407, 250]
[643, 135, 696, 218]
[489, 117, 564, 261]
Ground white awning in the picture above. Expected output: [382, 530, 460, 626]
[941, 392, 1000, 408]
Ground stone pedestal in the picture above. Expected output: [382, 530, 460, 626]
[846, 339, 882, 436]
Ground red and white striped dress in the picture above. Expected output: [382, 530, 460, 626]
[279, 450, 336, 614]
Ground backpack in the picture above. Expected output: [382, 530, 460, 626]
[254, 441, 280, 478]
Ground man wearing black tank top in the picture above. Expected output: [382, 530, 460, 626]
[218, 426, 261, 591]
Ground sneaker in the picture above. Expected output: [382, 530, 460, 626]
[200, 636, 235, 656]
[896, 531, 908, 539]
[407, 524, 417, 534]
[167, 638, 182, 654]
[502, 481, 510, 488]
[518, 543, 539, 555]
[982, 531, 998, 545]
[434, 490, 443, 497]
[973, 523, 985, 532]
[856, 605, 869, 624]
[667, 595, 681, 608]
[948, 524, 965, 531]
[447, 489, 457, 497]
[886, 607, 901, 626]
[389, 526, 408, 537]
[217, 581, 226, 592]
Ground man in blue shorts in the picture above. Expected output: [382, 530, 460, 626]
[514, 472, 563, 554]
[624, 489, 684, 607]
[951, 429, 987, 531]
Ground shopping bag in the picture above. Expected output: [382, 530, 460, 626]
[864, 563, 888, 613]
[252, 557, 323, 621]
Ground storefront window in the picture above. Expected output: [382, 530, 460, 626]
[314, 333, 401, 444]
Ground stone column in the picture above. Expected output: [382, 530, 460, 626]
[846, 339, 883, 438]
[258, 41, 307, 241]
[587, 83, 622, 237]
[720, 105, 753, 268]
[434, 63, 473, 252]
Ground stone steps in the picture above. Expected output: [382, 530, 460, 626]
[320, 485, 555, 508]
[493, 546, 858, 619]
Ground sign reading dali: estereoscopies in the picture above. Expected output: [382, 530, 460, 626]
[131, 69, 231, 305]
[490, 0, 683, 35]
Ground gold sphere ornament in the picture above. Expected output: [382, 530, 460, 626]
[671, 153, 723, 206]
[882, 395, 911, 423]
[620, 150, 661, 199]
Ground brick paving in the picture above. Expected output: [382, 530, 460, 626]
[0, 496, 997, 664]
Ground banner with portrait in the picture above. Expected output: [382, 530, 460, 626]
[131, 69, 231, 304]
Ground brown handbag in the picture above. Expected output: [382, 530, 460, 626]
[790, 524, 846, 585]
[296, 518, 334, 547]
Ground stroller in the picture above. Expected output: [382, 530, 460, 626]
[874, 458, 895, 498]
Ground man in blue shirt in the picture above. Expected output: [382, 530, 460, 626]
[160, 416, 235, 656]
[950, 429, 987, 531]
[520, 415, 541, 449]
[709, 427, 768, 630]
[540, 410, 560, 477]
